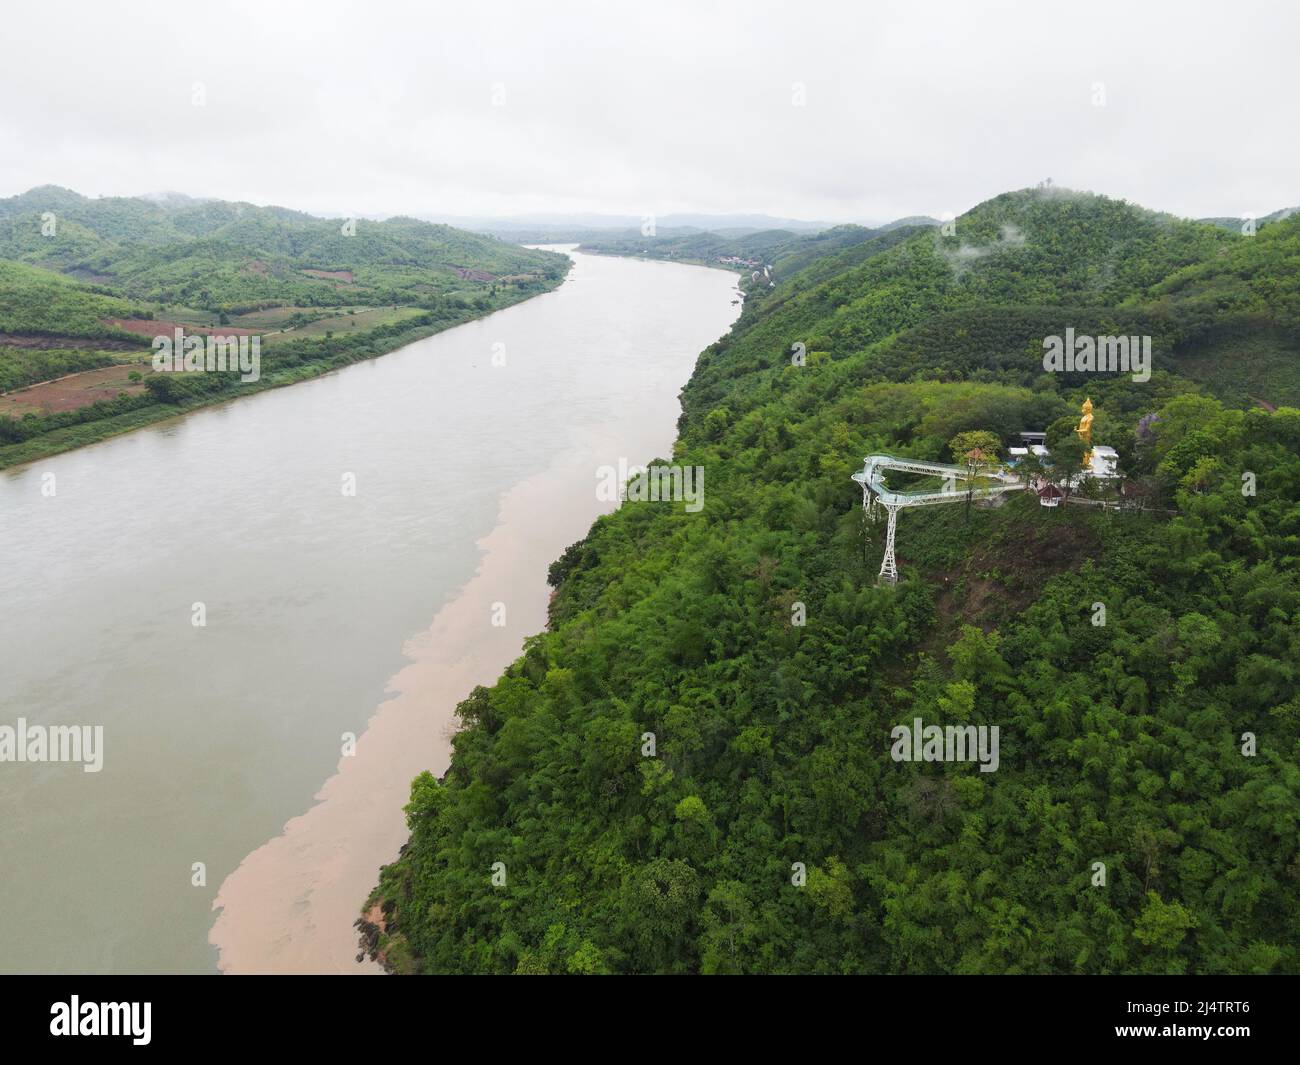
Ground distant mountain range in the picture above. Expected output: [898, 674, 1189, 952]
[572, 218, 939, 277]
[1197, 207, 1297, 232]
[424, 212, 945, 247]
[19, 188, 1296, 242]
[431, 212, 836, 235]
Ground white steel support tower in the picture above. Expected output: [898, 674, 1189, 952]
[853, 454, 1022, 585]
[878, 503, 901, 584]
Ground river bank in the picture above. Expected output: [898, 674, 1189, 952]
[206, 250, 741, 972]
[0, 247, 741, 973]
[0, 279, 565, 472]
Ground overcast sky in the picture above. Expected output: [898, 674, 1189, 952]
[1, 0, 1295, 224]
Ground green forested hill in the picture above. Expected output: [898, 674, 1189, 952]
[0, 260, 138, 336]
[578, 219, 944, 279]
[0, 187, 568, 466]
[367, 187, 1300, 975]
[0, 186, 565, 311]
[1139, 213, 1300, 408]
[579, 226, 804, 266]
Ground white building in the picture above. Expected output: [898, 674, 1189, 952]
[1008, 443, 1119, 482]
[1088, 445, 1119, 480]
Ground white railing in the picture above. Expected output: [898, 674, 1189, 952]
[852, 454, 1024, 583]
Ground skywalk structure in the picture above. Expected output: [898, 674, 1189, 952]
[851, 454, 1023, 584]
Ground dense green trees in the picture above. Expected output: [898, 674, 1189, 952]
[0, 260, 135, 336]
[368, 188, 1300, 975]
[0, 189, 569, 467]
[0, 187, 568, 311]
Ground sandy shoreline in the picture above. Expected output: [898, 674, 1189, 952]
[207, 442, 627, 974]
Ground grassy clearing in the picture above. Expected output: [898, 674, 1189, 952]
[0, 345, 124, 392]
[232, 305, 338, 328]
[261, 306, 425, 344]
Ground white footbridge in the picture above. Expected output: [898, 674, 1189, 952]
[852, 454, 1023, 584]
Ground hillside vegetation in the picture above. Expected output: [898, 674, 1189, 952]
[367, 188, 1300, 975]
[580, 227, 805, 267]
[0, 186, 561, 310]
[577, 218, 941, 279]
[0, 187, 568, 465]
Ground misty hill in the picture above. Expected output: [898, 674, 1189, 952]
[0, 188, 568, 466]
[577, 216, 944, 279]
[0, 186, 566, 312]
[873, 214, 941, 231]
[367, 186, 1300, 975]
[440, 210, 834, 239]
[578, 227, 805, 267]
[1196, 207, 1297, 232]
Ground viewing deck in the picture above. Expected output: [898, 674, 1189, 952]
[852, 454, 1024, 583]
[851, 454, 1022, 508]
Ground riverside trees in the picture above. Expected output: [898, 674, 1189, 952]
[370, 190, 1300, 975]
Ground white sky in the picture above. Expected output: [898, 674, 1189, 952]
[1, 0, 1295, 224]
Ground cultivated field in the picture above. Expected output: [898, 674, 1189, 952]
[0, 362, 149, 415]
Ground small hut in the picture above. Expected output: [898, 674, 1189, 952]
[1037, 483, 1065, 508]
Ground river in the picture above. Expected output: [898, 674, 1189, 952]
[0, 247, 740, 973]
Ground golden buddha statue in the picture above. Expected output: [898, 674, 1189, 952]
[1076, 397, 1094, 467]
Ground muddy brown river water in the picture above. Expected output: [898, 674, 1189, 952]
[0, 248, 740, 973]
